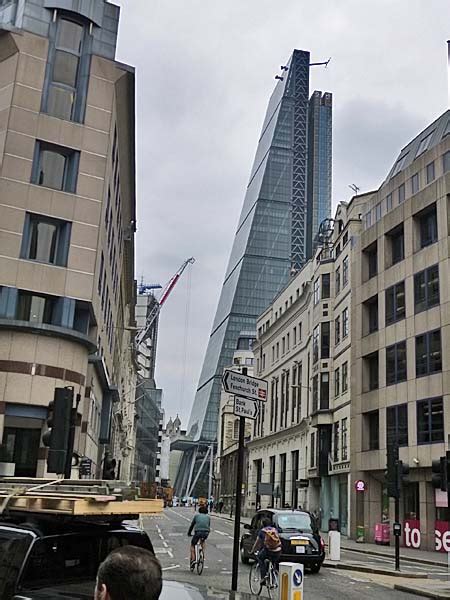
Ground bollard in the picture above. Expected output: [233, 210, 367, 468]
[328, 530, 341, 561]
[279, 562, 304, 600]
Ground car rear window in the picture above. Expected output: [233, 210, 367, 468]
[275, 513, 313, 533]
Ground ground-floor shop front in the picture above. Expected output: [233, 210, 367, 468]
[352, 469, 449, 552]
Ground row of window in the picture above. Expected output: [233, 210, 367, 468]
[313, 257, 349, 305]
[362, 202, 438, 282]
[362, 329, 442, 390]
[362, 144, 450, 231]
[362, 264, 439, 337]
[365, 397, 444, 450]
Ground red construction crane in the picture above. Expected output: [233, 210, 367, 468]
[136, 257, 195, 346]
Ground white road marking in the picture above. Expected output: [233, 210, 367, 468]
[154, 548, 170, 554]
[163, 541, 168, 548]
[159, 533, 164, 540]
[168, 550, 174, 558]
[162, 564, 180, 571]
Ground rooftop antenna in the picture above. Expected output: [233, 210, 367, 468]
[349, 184, 360, 195]
[447, 41, 450, 107]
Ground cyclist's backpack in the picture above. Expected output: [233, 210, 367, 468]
[263, 526, 281, 550]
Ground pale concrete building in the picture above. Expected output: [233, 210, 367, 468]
[351, 110, 450, 552]
[0, 0, 137, 480]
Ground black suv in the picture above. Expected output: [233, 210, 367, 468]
[240, 509, 325, 573]
[0, 517, 154, 599]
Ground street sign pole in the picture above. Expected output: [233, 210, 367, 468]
[394, 491, 400, 571]
[231, 415, 245, 592]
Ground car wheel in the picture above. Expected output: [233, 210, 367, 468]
[310, 563, 321, 574]
[240, 545, 250, 564]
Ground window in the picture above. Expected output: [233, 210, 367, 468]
[333, 421, 340, 462]
[310, 432, 316, 467]
[386, 404, 408, 447]
[342, 256, 349, 287]
[298, 322, 302, 341]
[342, 308, 349, 338]
[367, 410, 379, 450]
[320, 372, 329, 410]
[414, 265, 439, 313]
[417, 397, 444, 444]
[293, 326, 297, 346]
[335, 242, 341, 258]
[44, 17, 87, 121]
[363, 294, 378, 335]
[341, 418, 348, 461]
[313, 279, 320, 305]
[335, 267, 340, 294]
[391, 153, 409, 178]
[363, 241, 377, 280]
[398, 183, 405, 204]
[426, 161, 435, 183]
[363, 351, 379, 391]
[312, 375, 318, 413]
[386, 223, 404, 266]
[321, 273, 330, 299]
[334, 367, 340, 397]
[16, 291, 56, 324]
[282, 337, 286, 355]
[375, 202, 382, 222]
[416, 330, 442, 377]
[321, 322, 330, 359]
[335, 316, 341, 345]
[416, 203, 437, 248]
[32, 142, 79, 193]
[444, 151, 450, 173]
[411, 173, 419, 194]
[313, 326, 319, 363]
[21, 213, 71, 267]
[416, 131, 434, 156]
[386, 341, 407, 385]
[386, 192, 393, 211]
[342, 362, 348, 392]
[385, 281, 405, 325]
[343, 231, 348, 246]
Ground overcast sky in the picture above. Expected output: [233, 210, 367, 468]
[112, 0, 450, 426]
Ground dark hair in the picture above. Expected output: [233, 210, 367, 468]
[261, 518, 272, 527]
[97, 545, 162, 600]
[199, 505, 208, 514]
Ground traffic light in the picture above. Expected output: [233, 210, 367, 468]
[386, 443, 399, 498]
[42, 387, 73, 474]
[103, 453, 116, 480]
[397, 460, 410, 493]
[432, 456, 448, 491]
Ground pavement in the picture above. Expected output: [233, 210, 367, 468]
[143, 507, 444, 600]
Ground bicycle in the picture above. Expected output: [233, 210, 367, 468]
[190, 536, 205, 575]
[249, 552, 279, 598]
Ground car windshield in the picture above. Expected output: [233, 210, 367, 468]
[275, 513, 313, 533]
[0, 528, 34, 598]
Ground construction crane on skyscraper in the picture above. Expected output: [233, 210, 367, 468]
[136, 257, 195, 347]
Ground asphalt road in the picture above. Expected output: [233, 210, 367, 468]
[143, 507, 430, 599]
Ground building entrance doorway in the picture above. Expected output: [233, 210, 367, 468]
[0, 427, 41, 477]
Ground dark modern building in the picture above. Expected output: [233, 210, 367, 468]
[176, 49, 332, 495]
[306, 91, 332, 258]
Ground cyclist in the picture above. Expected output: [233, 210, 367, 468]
[187, 503, 211, 569]
[251, 517, 282, 582]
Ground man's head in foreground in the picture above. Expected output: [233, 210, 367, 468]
[95, 545, 162, 600]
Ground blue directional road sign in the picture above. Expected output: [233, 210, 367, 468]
[293, 568, 303, 587]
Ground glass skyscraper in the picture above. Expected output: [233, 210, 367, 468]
[175, 49, 332, 495]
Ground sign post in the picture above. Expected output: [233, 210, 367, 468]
[227, 367, 267, 593]
[279, 562, 304, 600]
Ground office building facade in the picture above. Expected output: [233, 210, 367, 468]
[351, 111, 450, 551]
[0, 0, 137, 479]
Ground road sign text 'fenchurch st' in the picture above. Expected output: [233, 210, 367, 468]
[222, 370, 268, 402]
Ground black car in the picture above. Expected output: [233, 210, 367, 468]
[0, 517, 155, 599]
[240, 509, 325, 573]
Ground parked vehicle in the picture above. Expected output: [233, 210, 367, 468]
[240, 509, 325, 573]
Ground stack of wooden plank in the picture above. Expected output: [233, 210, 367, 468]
[0, 478, 164, 517]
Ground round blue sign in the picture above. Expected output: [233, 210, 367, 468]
[293, 568, 303, 587]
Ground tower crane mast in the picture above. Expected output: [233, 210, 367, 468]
[136, 257, 195, 346]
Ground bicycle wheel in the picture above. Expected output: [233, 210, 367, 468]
[266, 565, 278, 599]
[249, 562, 263, 596]
[197, 548, 204, 575]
